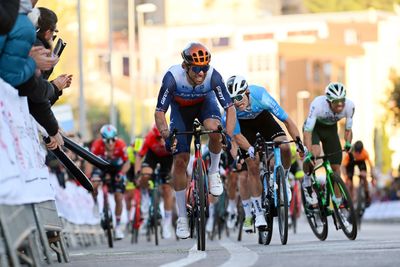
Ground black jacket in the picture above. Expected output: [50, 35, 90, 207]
[0, 0, 19, 35]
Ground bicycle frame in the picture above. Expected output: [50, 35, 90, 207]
[311, 160, 334, 211]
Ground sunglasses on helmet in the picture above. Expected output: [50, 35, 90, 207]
[190, 65, 210, 74]
[103, 137, 116, 144]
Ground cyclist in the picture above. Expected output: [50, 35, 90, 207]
[134, 125, 174, 239]
[88, 124, 130, 240]
[342, 140, 375, 206]
[302, 82, 355, 207]
[154, 42, 236, 239]
[226, 75, 305, 230]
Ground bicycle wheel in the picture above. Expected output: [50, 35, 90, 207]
[356, 178, 366, 230]
[331, 174, 357, 240]
[237, 202, 244, 242]
[300, 183, 328, 241]
[276, 166, 288, 245]
[261, 173, 273, 245]
[103, 206, 113, 248]
[195, 158, 206, 251]
[152, 189, 160, 246]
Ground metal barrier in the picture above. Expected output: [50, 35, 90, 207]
[33, 200, 70, 263]
[0, 204, 42, 267]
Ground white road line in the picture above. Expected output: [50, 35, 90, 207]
[159, 244, 207, 267]
[218, 238, 259, 267]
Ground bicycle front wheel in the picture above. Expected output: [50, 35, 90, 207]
[195, 158, 206, 251]
[331, 174, 357, 240]
[300, 182, 328, 241]
[276, 166, 288, 245]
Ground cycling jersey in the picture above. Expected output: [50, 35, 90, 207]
[304, 96, 355, 132]
[342, 149, 370, 167]
[232, 85, 288, 135]
[91, 138, 128, 165]
[139, 129, 171, 158]
[155, 65, 232, 111]
[127, 137, 143, 164]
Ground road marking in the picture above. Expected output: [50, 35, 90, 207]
[218, 238, 259, 267]
[159, 244, 207, 267]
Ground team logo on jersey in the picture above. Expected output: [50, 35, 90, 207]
[160, 88, 169, 105]
[215, 86, 226, 101]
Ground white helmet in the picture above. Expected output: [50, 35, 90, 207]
[325, 82, 346, 102]
[226, 75, 248, 98]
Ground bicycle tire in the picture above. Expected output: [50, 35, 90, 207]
[237, 203, 244, 242]
[262, 173, 273, 245]
[356, 178, 366, 230]
[104, 206, 113, 248]
[276, 166, 288, 245]
[300, 183, 328, 241]
[195, 158, 206, 251]
[153, 188, 159, 246]
[331, 174, 357, 240]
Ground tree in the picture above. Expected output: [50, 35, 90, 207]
[389, 73, 400, 125]
[304, 0, 400, 13]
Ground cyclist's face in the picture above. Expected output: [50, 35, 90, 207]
[233, 92, 249, 111]
[329, 99, 345, 113]
[103, 138, 116, 150]
[186, 64, 208, 86]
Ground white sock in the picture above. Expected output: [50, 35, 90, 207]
[242, 199, 252, 218]
[251, 195, 263, 216]
[175, 190, 187, 218]
[208, 202, 215, 217]
[302, 174, 312, 188]
[208, 151, 221, 174]
[228, 199, 236, 212]
[164, 210, 172, 225]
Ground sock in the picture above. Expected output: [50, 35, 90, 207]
[175, 190, 187, 218]
[242, 199, 252, 218]
[251, 196, 263, 216]
[208, 151, 221, 174]
[302, 174, 312, 188]
[164, 210, 172, 225]
[228, 199, 236, 212]
[208, 202, 215, 218]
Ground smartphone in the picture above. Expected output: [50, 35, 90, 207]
[53, 38, 67, 57]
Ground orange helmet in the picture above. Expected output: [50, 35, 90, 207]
[181, 42, 211, 66]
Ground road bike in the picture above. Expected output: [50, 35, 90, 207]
[255, 133, 296, 245]
[301, 150, 357, 241]
[171, 119, 226, 251]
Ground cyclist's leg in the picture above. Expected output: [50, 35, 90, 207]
[112, 174, 126, 239]
[345, 163, 355, 200]
[238, 168, 253, 231]
[158, 155, 174, 238]
[357, 161, 370, 204]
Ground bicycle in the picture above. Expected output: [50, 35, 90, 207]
[255, 133, 296, 245]
[354, 170, 374, 230]
[144, 164, 163, 246]
[171, 118, 226, 251]
[301, 150, 357, 241]
[127, 184, 141, 244]
[210, 180, 230, 241]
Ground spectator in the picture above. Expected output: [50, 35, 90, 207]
[0, 0, 20, 35]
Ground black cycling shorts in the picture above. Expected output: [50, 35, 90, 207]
[346, 160, 367, 180]
[238, 110, 286, 159]
[142, 149, 173, 184]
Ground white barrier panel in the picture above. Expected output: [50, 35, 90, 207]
[0, 78, 54, 205]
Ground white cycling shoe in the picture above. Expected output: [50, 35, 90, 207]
[176, 217, 190, 239]
[209, 172, 223, 196]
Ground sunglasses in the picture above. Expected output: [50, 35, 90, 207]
[231, 91, 246, 102]
[103, 138, 116, 144]
[331, 99, 345, 105]
[190, 65, 210, 74]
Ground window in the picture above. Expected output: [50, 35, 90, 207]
[122, 57, 129, 77]
[323, 62, 331, 83]
[98, 54, 110, 74]
[344, 29, 358, 45]
[313, 62, 321, 83]
[248, 54, 272, 72]
[211, 37, 230, 48]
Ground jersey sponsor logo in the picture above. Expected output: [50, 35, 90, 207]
[160, 88, 169, 105]
[308, 106, 315, 118]
[215, 85, 226, 101]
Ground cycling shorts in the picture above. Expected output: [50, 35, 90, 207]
[91, 168, 126, 194]
[142, 149, 173, 184]
[238, 110, 286, 159]
[306, 121, 342, 165]
[345, 160, 367, 180]
[168, 93, 221, 154]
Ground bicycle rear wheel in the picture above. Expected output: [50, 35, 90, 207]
[331, 174, 357, 240]
[276, 166, 288, 245]
[300, 182, 328, 241]
[195, 158, 206, 251]
[104, 206, 113, 248]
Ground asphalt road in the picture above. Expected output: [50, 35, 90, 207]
[61, 218, 400, 267]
